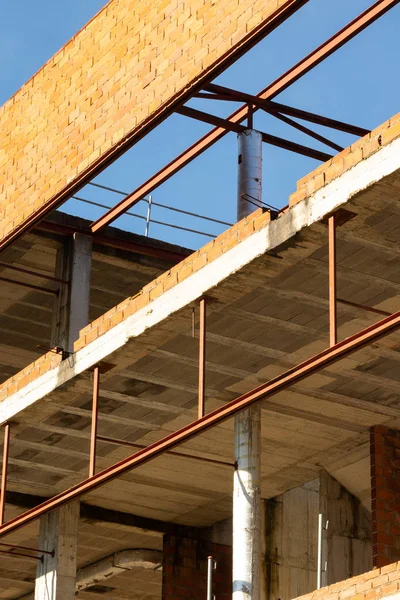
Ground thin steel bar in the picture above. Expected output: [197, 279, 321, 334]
[271, 112, 344, 153]
[177, 105, 333, 162]
[0, 277, 58, 296]
[207, 556, 214, 600]
[0, 549, 42, 561]
[198, 298, 207, 419]
[329, 215, 337, 346]
[151, 201, 233, 227]
[73, 195, 146, 221]
[317, 513, 323, 589]
[97, 435, 235, 467]
[145, 195, 153, 237]
[0, 310, 399, 538]
[337, 298, 391, 317]
[0, 424, 10, 526]
[0, 541, 53, 555]
[89, 0, 398, 233]
[0, 263, 69, 286]
[89, 366, 100, 478]
[205, 82, 369, 138]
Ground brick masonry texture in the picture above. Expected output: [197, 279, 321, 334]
[294, 561, 400, 600]
[0, 0, 299, 249]
[0, 207, 270, 401]
[289, 113, 400, 207]
[370, 425, 400, 568]
[162, 535, 231, 600]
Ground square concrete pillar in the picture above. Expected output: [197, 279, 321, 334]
[34, 500, 80, 600]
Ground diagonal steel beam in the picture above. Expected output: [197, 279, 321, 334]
[177, 105, 333, 162]
[90, 0, 399, 233]
[0, 310, 399, 538]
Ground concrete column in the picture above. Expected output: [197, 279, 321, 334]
[237, 129, 263, 221]
[51, 233, 92, 354]
[233, 130, 262, 600]
[34, 499, 80, 600]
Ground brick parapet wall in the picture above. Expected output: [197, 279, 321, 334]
[294, 562, 400, 600]
[289, 113, 400, 207]
[0, 0, 295, 248]
[162, 535, 231, 600]
[371, 425, 400, 568]
[0, 349, 63, 403]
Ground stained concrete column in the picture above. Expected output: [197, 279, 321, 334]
[51, 233, 92, 354]
[34, 499, 80, 600]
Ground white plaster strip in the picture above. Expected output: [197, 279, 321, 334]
[2, 136, 400, 424]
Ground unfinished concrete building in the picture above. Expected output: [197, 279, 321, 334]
[0, 0, 400, 599]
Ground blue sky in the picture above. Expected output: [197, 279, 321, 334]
[1, 0, 400, 249]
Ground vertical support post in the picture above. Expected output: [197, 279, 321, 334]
[89, 366, 100, 478]
[0, 423, 10, 526]
[198, 297, 207, 419]
[145, 195, 153, 237]
[35, 499, 80, 600]
[207, 555, 215, 600]
[328, 215, 337, 347]
[317, 513, 323, 589]
[234, 130, 262, 600]
[51, 233, 92, 354]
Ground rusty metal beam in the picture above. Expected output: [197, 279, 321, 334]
[198, 298, 207, 419]
[0, 424, 10, 526]
[267, 111, 344, 153]
[0, 310, 399, 538]
[89, 366, 100, 478]
[329, 215, 337, 346]
[90, 0, 398, 233]
[176, 105, 333, 162]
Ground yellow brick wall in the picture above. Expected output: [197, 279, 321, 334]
[0, 0, 300, 249]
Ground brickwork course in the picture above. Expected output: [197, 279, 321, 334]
[0, 0, 302, 251]
[371, 425, 400, 568]
[294, 561, 400, 600]
[162, 535, 231, 600]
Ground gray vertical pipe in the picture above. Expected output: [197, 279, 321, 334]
[233, 130, 262, 600]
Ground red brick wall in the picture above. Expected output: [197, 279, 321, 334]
[294, 562, 400, 600]
[0, 0, 301, 250]
[162, 535, 231, 600]
[371, 425, 400, 568]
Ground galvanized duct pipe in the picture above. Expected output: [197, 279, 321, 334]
[234, 129, 262, 600]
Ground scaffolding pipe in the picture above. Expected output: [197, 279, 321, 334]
[207, 556, 214, 600]
[234, 130, 262, 600]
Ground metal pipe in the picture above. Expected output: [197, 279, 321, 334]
[0, 423, 10, 526]
[198, 298, 207, 419]
[207, 556, 214, 600]
[329, 215, 337, 346]
[0, 311, 399, 538]
[144, 195, 153, 237]
[89, 366, 100, 478]
[237, 130, 263, 221]
[317, 513, 323, 589]
[234, 129, 262, 600]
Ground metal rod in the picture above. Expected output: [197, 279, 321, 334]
[0, 277, 58, 296]
[0, 549, 42, 561]
[198, 298, 207, 419]
[317, 513, 323, 589]
[207, 556, 214, 600]
[0, 541, 54, 556]
[89, 0, 398, 234]
[177, 105, 333, 163]
[0, 424, 10, 526]
[272, 111, 344, 152]
[337, 298, 391, 317]
[89, 366, 100, 478]
[97, 435, 235, 467]
[0, 262, 69, 285]
[145, 195, 153, 237]
[0, 311, 399, 538]
[329, 215, 337, 346]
